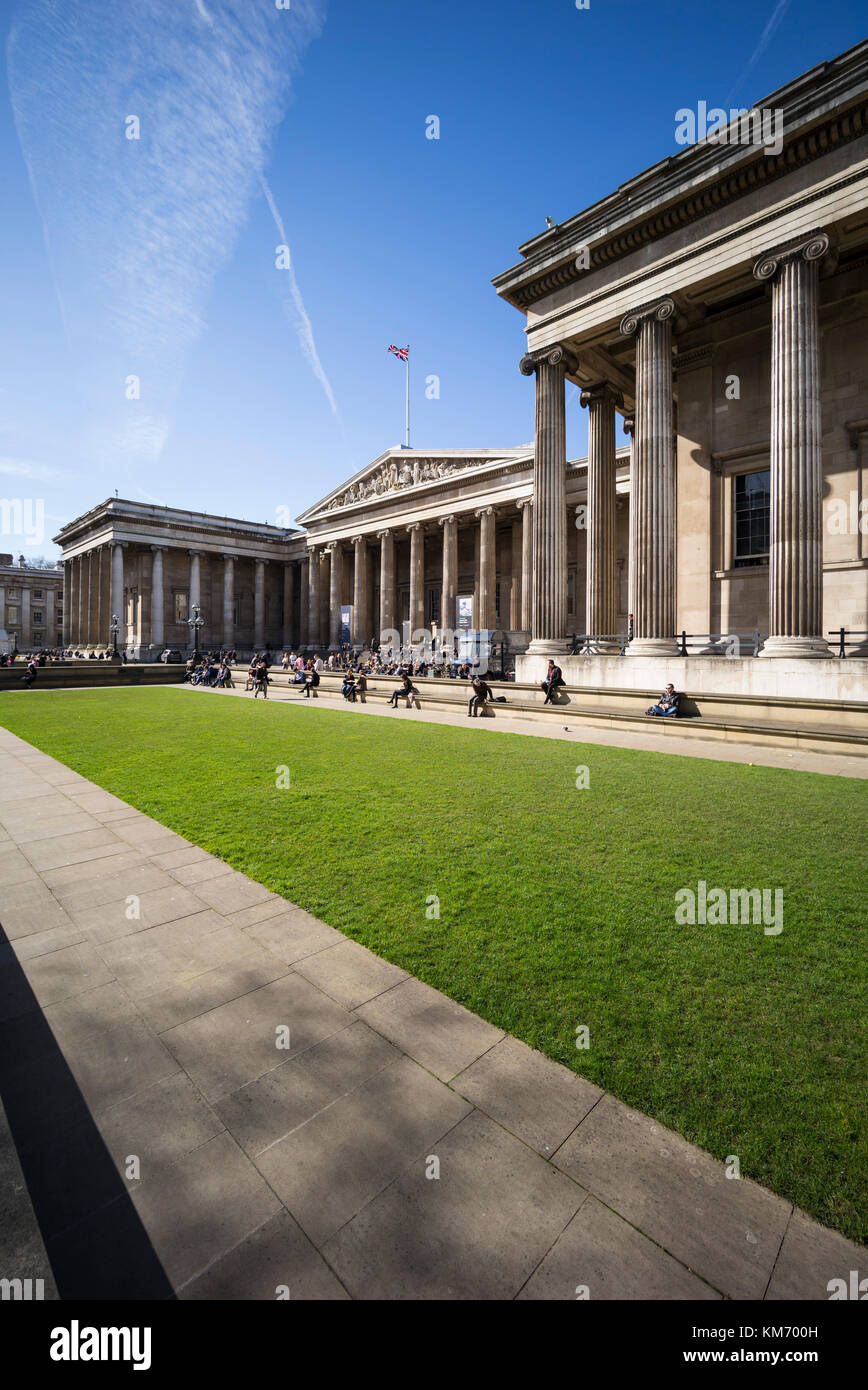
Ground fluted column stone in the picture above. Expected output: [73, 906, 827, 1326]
[377, 529, 395, 639]
[439, 515, 457, 633]
[223, 555, 235, 648]
[254, 559, 267, 649]
[408, 524, 425, 636]
[476, 506, 496, 631]
[516, 499, 533, 632]
[150, 546, 166, 649]
[753, 231, 832, 657]
[581, 383, 622, 640]
[519, 345, 578, 651]
[283, 563, 295, 648]
[327, 543, 343, 648]
[619, 297, 678, 655]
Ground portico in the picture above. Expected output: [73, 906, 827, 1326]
[493, 41, 868, 693]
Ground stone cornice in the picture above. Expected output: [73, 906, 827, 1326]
[495, 67, 868, 311]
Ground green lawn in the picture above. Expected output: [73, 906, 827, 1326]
[1, 686, 865, 1242]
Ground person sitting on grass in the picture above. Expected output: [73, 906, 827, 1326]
[467, 673, 494, 718]
[388, 671, 418, 709]
[541, 659, 565, 705]
[646, 684, 681, 717]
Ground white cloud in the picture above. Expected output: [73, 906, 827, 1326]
[7, 0, 330, 468]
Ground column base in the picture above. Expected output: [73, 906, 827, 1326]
[759, 635, 832, 659]
[625, 637, 680, 657]
[525, 638, 572, 656]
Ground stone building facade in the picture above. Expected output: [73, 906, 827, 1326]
[0, 554, 64, 652]
[55, 45, 867, 696]
[54, 500, 306, 659]
[493, 40, 868, 691]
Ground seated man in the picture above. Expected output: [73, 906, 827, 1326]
[467, 673, 494, 718]
[341, 672, 356, 701]
[301, 666, 320, 698]
[646, 684, 681, 717]
[388, 672, 417, 708]
[541, 660, 565, 705]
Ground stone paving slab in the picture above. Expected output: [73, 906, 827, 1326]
[0, 723, 862, 1300]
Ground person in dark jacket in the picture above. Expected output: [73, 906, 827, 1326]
[646, 684, 681, 717]
[388, 672, 417, 708]
[541, 660, 565, 705]
[468, 674, 493, 717]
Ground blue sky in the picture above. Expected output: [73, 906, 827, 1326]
[0, 0, 864, 556]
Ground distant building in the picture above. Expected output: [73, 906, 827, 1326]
[0, 553, 64, 653]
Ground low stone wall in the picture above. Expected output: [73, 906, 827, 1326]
[515, 652, 868, 703]
[0, 663, 185, 691]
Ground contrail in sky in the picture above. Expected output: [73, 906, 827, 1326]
[7, 0, 331, 476]
[725, 0, 793, 107]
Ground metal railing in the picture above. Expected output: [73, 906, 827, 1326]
[568, 633, 628, 656]
[676, 631, 767, 657]
[829, 629, 868, 658]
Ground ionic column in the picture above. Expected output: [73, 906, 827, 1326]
[110, 543, 125, 645]
[439, 515, 457, 632]
[254, 559, 267, 648]
[619, 297, 678, 655]
[516, 498, 533, 632]
[581, 383, 622, 639]
[187, 551, 201, 610]
[476, 506, 496, 631]
[223, 555, 235, 648]
[307, 547, 320, 648]
[299, 557, 310, 646]
[377, 529, 395, 639]
[327, 543, 343, 648]
[62, 561, 72, 647]
[351, 537, 368, 646]
[519, 344, 578, 651]
[407, 524, 424, 635]
[283, 562, 295, 648]
[623, 414, 635, 632]
[753, 231, 832, 657]
[150, 546, 166, 649]
[86, 551, 95, 644]
[319, 550, 330, 646]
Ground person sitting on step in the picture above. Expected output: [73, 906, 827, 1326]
[541, 659, 565, 706]
[646, 684, 681, 717]
[468, 673, 494, 718]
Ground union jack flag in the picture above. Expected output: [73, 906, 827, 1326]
[387, 344, 409, 362]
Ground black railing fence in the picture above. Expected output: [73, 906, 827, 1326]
[829, 629, 868, 658]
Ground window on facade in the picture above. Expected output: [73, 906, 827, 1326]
[7, 606, 19, 624]
[34, 589, 43, 599]
[495, 581, 501, 624]
[33, 611, 43, 625]
[175, 591, 188, 622]
[7, 589, 19, 600]
[33, 632, 43, 643]
[733, 470, 770, 568]
[428, 588, 441, 625]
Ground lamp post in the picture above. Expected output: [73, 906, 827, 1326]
[187, 603, 204, 662]
[109, 613, 120, 656]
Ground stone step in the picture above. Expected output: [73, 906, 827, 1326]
[225, 670, 868, 757]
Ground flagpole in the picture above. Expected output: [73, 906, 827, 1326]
[405, 346, 410, 449]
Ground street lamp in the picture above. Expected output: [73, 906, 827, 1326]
[187, 603, 204, 662]
[109, 613, 120, 656]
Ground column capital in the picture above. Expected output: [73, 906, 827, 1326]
[149, 544, 168, 554]
[324, 540, 340, 553]
[111, 540, 128, 549]
[519, 343, 579, 377]
[622, 414, 635, 437]
[579, 381, 623, 410]
[406, 522, 423, 535]
[350, 534, 367, 547]
[515, 497, 533, 512]
[474, 506, 495, 519]
[375, 528, 391, 541]
[255, 557, 268, 567]
[753, 229, 831, 283]
[438, 514, 456, 528]
[187, 548, 205, 557]
[619, 296, 679, 338]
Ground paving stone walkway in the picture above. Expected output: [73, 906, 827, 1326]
[0, 724, 862, 1300]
